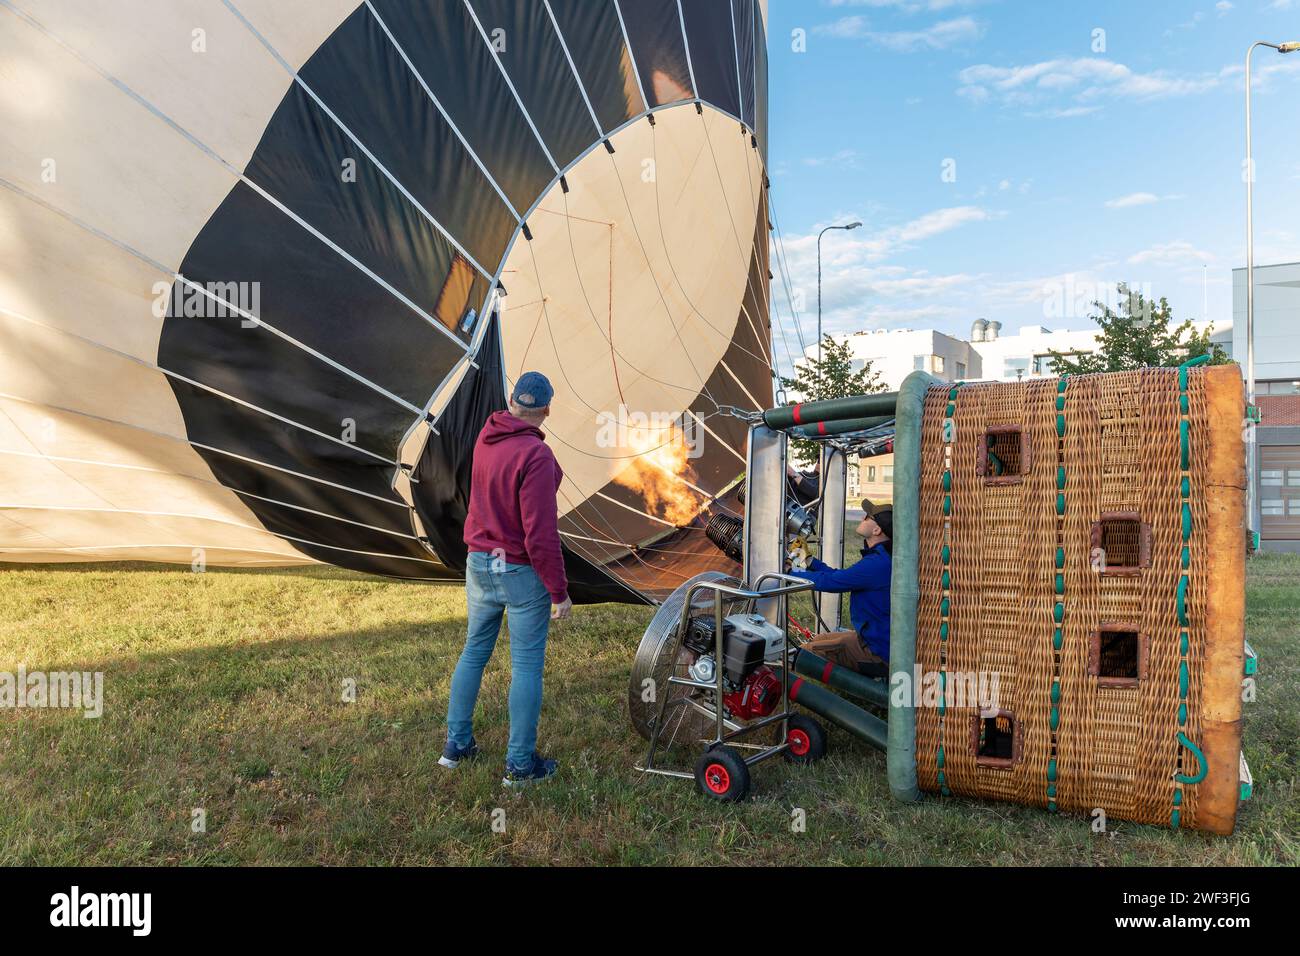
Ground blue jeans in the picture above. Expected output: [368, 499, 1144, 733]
[446, 551, 553, 768]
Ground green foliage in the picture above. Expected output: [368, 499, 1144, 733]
[1050, 283, 1230, 375]
[779, 335, 886, 461]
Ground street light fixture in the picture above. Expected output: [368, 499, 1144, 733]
[1244, 40, 1297, 543]
[816, 221, 862, 368]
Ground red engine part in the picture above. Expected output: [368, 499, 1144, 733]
[724, 666, 782, 721]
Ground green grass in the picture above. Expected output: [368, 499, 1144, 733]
[0, 553, 1296, 866]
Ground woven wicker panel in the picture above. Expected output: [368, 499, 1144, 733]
[1059, 372, 1099, 813]
[914, 367, 1229, 831]
[1079, 371, 1144, 819]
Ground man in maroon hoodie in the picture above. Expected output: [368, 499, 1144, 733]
[441, 371, 571, 786]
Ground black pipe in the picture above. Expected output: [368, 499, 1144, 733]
[787, 674, 888, 751]
[786, 415, 894, 439]
[763, 393, 899, 430]
[791, 649, 890, 710]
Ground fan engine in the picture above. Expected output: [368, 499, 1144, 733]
[681, 612, 787, 721]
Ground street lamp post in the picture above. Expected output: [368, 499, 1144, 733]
[816, 221, 862, 367]
[1244, 40, 1299, 544]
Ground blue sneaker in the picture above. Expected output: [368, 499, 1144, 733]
[438, 737, 479, 769]
[503, 753, 558, 787]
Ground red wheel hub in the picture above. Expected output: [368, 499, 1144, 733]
[788, 729, 811, 756]
[704, 762, 731, 794]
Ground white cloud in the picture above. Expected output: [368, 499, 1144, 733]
[861, 206, 992, 257]
[780, 206, 992, 270]
[827, 0, 978, 10]
[1253, 228, 1300, 265]
[1216, 2, 1234, 15]
[772, 207, 997, 337]
[1222, 57, 1300, 93]
[1105, 192, 1159, 209]
[857, 305, 963, 328]
[818, 14, 871, 38]
[1169, 11, 1207, 33]
[957, 58, 1225, 114]
[817, 15, 984, 51]
[1024, 105, 1103, 119]
[1127, 241, 1214, 266]
[802, 149, 862, 169]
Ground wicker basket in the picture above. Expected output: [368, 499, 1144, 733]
[913, 364, 1245, 833]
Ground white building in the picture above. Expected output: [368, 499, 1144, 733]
[818, 320, 1101, 392]
[838, 328, 982, 390]
[968, 322, 1100, 382]
[1232, 261, 1300, 550]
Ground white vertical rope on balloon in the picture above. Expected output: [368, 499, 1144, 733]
[220, 0, 494, 279]
[363, 0, 523, 222]
[767, 196, 811, 353]
[643, 122, 773, 370]
[750, 0, 759, 132]
[674, 0, 700, 98]
[729, 0, 746, 126]
[0, 177, 426, 420]
[4, 0, 486, 574]
[459, 0, 560, 174]
[597, 143, 724, 412]
[611, 0, 651, 113]
[550, 184, 734, 401]
[0, 308, 400, 467]
[690, 110, 774, 370]
[0, 0, 474, 353]
[541, 0, 605, 139]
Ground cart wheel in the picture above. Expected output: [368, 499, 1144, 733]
[694, 746, 751, 802]
[784, 714, 828, 764]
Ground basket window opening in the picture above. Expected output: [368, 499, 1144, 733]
[1098, 630, 1139, 681]
[1089, 627, 1147, 688]
[984, 429, 1024, 478]
[1100, 518, 1141, 569]
[977, 715, 1015, 761]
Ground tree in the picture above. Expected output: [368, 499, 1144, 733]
[1049, 283, 1230, 375]
[779, 334, 886, 463]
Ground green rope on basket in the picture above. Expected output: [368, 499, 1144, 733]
[1046, 375, 1069, 809]
[1169, 360, 1202, 825]
[1174, 732, 1209, 785]
[935, 382, 962, 795]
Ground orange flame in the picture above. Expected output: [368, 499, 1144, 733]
[612, 423, 703, 527]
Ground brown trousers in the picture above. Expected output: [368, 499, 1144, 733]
[799, 630, 883, 671]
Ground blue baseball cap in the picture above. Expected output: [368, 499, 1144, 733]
[511, 371, 554, 410]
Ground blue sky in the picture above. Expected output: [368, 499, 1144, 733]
[764, 0, 1300, 372]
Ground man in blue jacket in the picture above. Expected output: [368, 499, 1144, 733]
[789, 504, 892, 674]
